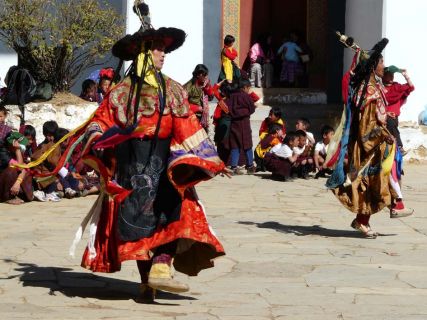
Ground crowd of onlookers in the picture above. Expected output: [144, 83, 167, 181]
[0, 31, 415, 205]
[0, 107, 100, 205]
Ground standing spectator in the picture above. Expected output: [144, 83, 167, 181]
[184, 64, 214, 132]
[278, 32, 303, 87]
[261, 34, 275, 88]
[227, 79, 256, 174]
[218, 35, 241, 84]
[249, 35, 265, 88]
[382, 66, 414, 155]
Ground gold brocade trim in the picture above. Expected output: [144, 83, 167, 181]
[170, 128, 208, 152]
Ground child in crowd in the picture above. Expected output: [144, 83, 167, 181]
[32, 120, 61, 202]
[227, 79, 256, 174]
[218, 35, 240, 84]
[293, 130, 314, 179]
[382, 66, 414, 155]
[254, 123, 284, 172]
[54, 128, 81, 199]
[98, 68, 115, 103]
[259, 107, 286, 140]
[295, 117, 315, 146]
[80, 79, 99, 103]
[21, 125, 37, 162]
[0, 106, 12, 142]
[0, 131, 33, 205]
[38, 120, 59, 147]
[314, 125, 334, 178]
[264, 131, 299, 181]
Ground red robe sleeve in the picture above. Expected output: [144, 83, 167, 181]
[168, 113, 225, 195]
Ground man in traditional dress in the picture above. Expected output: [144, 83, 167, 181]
[17, 1, 230, 302]
[325, 34, 413, 238]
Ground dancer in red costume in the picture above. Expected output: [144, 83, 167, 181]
[17, 1, 230, 302]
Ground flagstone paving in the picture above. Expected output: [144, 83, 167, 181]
[1, 163, 426, 319]
[1, 105, 427, 319]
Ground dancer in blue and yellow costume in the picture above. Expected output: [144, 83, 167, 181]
[325, 33, 413, 238]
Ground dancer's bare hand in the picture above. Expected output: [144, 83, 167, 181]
[385, 135, 395, 145]
[219, 167, 233, 178]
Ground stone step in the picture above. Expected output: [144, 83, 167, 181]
[251, 87, 327, 105]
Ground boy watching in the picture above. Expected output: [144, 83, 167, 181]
[264, 131, 299, 181]
[295, 117, 315, 146]
[314, 125, 334, 178]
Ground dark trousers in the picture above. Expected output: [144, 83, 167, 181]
[386, 117, 403, 148]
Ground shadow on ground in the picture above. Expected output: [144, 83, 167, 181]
[2, 260, 196, 305]
[238, 221, 397, 238]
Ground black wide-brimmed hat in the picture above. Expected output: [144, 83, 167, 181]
[112, 27, 186, 61]
[112, 1, 186, 61]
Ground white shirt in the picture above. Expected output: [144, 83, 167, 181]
[271, 143, 293, 159]
[306, 131, 315, 145]
[293, 145, 305, 156]
[315, 141, 329, 156]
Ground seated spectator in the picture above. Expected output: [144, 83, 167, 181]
[54, 128, 81, 199]
[0, 106, 12, 142]
[293, 130, 314, 179]
[80, 79, 99, 103]
[98, 68, 115, 103]
[295, 117, 315, 146]
[32, 121, 61, 202]
[314, 125, 334, 178]
[259, 107, 286, 140]
[264, 131, 299, 181]
[38, 120, 59, 147]
[0, 132, 33, 205]
[20, 125, 37, 162]
[254, 123, 283, 172]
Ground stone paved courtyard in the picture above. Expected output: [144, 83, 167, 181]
[1, 162, 427, 319]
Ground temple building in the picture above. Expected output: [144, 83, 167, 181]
[1, 0, 426, 121]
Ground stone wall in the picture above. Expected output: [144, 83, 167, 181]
[4, 102, 98, 144]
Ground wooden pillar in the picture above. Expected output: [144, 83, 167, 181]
[307, 0, 328, 89]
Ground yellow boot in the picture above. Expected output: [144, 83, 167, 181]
[148, 262, 189, 293]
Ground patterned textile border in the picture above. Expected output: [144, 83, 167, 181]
[222, 0, 240, 65]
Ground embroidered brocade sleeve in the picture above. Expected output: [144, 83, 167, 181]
[168, 113, 224, 195]
[359, 100, 390, 154]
